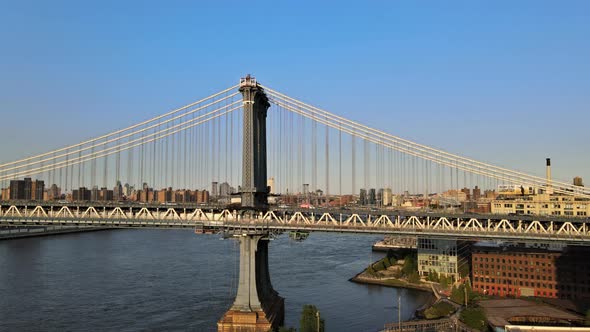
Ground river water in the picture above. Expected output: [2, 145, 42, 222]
[0, 230, 430, 331]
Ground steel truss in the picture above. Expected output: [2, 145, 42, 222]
[0, 204, 588, 244]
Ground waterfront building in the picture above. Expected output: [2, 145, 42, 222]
[491, 193, 590, 217]
[472, 244, 590, 300]
[417, 238, 459, 279]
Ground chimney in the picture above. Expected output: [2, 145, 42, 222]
[546, 158, 553, 194]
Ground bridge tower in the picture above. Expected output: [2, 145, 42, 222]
[218, 77, 284, 332]
[239, 75, 269, 210]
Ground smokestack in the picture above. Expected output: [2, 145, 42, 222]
[546, 158, 552, 194]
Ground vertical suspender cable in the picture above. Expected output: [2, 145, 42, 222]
[352, 133, 356, 197]
[325, 120, 329, 206]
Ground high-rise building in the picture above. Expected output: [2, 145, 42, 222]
[1, 188, 10, 200]
[113, 181, 123, 201]
[574, 177, 584, 187]
[267, 177, 275, 194]
[359, 189, 367, 205]
[472, 186, 481, 201]
[211, 181, 219, 197]
[382, 188, 393, 206]
[302, 183, 309, 196]
[377, 188, 384, 206]
[368, 188, 376, 205]
[123, 183, 131, 197]
[219, 182, 232, 197]
[72, 187, 90, 201]
[47, 184, 61, 200]
[90, 186, 99, 201]
[9, 178, 44, 200]
[9, 179, 26, 200]
[461, 187, 471, 201]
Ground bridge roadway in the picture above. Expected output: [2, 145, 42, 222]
[0, 201, 589, 244]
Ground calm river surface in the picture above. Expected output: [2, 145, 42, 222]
[0, 230, 430, 331]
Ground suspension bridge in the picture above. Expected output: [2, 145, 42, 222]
[1, 75, 588, 331]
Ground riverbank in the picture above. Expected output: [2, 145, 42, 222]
[350, 270, 434, 294]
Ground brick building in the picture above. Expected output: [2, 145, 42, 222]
[472, 244, 590, 300]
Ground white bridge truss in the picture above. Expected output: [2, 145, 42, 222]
[1, 204, 589, 244]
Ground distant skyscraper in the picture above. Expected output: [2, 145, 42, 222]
[383, 188, 393, 206]
[211, 181, 219, 197]
[267, 177, 275, 194]
[124, 183, 131, 197]
[368, 188, 376, 205]
[91, 186, 99, 201]
[359, 189, 367, 205]
[113, 181, 123, 200]
[219, 182, 232, 197]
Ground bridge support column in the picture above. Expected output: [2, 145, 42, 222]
[218, 234, 284, 332]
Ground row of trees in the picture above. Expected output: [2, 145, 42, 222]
[366, 252, 420, 283]
[425, 269, 453, 288]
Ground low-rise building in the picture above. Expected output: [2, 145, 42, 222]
[491, 193, 590, 217]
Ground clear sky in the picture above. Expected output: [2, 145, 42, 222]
[1, 1, 589, 184]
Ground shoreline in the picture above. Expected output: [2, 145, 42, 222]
[349, 270, 434, 295]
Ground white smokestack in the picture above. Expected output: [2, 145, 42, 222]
[546, 158, 553, 194]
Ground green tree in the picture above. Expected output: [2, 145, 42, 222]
[401, 254, 417, 276]
[427, 270, 439, 282]
[383, 257, 392, 268]
[439, 275, 450, 289]
[460, 307, 488, 331]
[424, 301, 455, 319]
[408, 271, 421, 284]
[450, 285, 464, 305]
[458, 261, 470, 278]
[299, 304, 325, 332]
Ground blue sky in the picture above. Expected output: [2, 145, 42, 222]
[1, 1, 589, 184]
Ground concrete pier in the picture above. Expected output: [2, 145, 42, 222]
[218, 233, 284, 332]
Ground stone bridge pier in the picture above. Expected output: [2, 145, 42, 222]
[217, 233, 284, 331]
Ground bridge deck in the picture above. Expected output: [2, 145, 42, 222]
[0, 203, 589, 243]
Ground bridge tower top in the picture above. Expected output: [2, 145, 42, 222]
[239, 75, 270, 210]
[239, 74, 257, 88]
